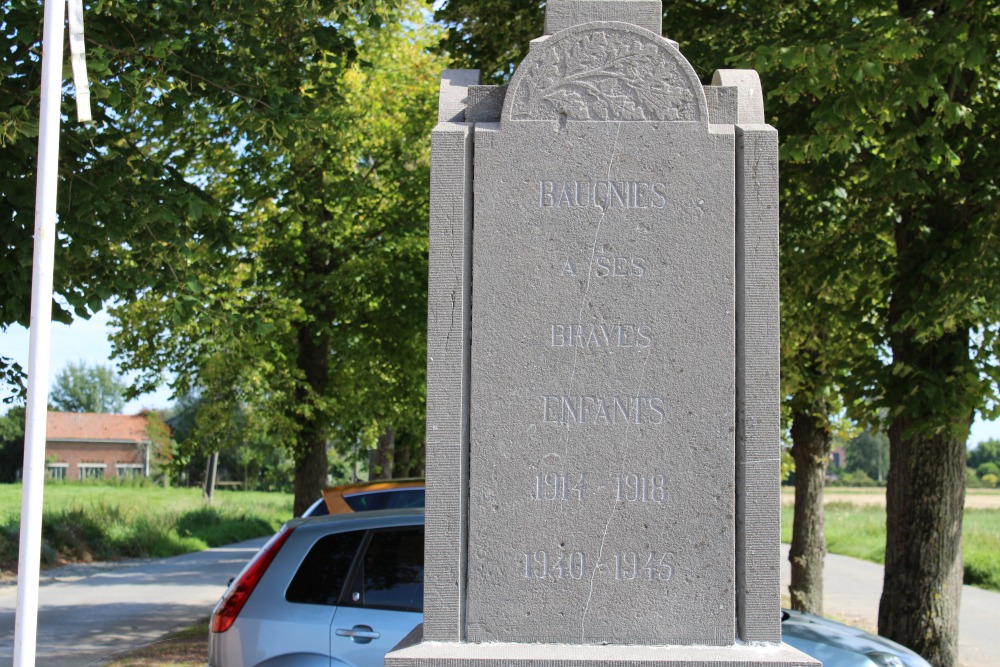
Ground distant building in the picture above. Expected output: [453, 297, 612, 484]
[45, 412, 152, 480]
[830, 446, 847, 470]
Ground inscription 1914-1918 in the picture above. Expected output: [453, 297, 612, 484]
[533, 471, 669, 504]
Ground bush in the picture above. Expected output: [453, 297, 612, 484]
[982, 474, 999, 489]
[977, 462, 1000, 479]
[829, 469, 878, 487]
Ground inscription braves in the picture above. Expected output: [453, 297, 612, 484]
[550, 323, 653, 349]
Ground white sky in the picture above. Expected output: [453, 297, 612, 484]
[0, 310, 173, 414]
[0, 313, 998, 447]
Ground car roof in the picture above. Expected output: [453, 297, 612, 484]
[285, 507, 425, 533]
[319, 479, 425, 514]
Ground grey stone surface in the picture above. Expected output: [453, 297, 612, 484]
[423, 69, 479, 641]
[467, 117, 736, 646]
[705, 85, 739, 125]
[465, 85, 507, 123]
[437, 69, 481, 123]
[734, 123, 781, 642]
[545, 0, 663, 36]
[711, 70, 766, 124]
[394, 1, 802, 665]
[388, 625, 817, 667]
[503, 22, 706, 123]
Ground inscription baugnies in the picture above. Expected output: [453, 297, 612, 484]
[542, 395, 665, 426]
[539, 180, 667, 209]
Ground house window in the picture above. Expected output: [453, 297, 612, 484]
[116, 464, 144, 478]
[79, 464, 106, 480]
[46, 464, 67, 480]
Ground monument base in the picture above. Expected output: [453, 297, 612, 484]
[386, 626, 820, 667]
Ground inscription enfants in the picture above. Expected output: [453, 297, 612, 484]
[542, 395, 665, 426]
[540, 180, 667, 210]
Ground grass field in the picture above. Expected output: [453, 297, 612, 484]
[780, 490, 1000, 592]
[0, 483, 293, 575]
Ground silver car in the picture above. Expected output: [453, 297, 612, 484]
[209, 509, 929, 667]
[210, 510, 423, 667]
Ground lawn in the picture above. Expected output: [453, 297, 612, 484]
[780, 499, 1000, 592]
[0, 483, 293, 574]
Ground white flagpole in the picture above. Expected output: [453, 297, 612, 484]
[14, 0, 67, 663]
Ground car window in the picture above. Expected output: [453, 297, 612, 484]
[344, 526, 423, 613]
[285, 529, 365, 605]
[343, 488, 426, 512]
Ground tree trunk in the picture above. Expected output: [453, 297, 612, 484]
[788, 400, 831, 614]
[879, 335, 969, 667]
[292, 322, 331, 516]
[369, 427, 395, 480]
[878, 206, 971, 667]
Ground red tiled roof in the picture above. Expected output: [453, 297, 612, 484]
[46, 412, 150, 443]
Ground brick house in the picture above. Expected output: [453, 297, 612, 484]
[45, 412, 152, 480]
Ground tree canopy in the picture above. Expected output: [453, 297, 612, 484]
[49, 360, 127, 413]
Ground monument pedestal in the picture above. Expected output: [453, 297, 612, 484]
[388, 626, 817, 667]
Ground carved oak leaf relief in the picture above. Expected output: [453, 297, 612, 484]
[510, 29, 700, 122]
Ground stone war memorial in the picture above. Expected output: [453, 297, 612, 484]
[387, 1, 819, 665]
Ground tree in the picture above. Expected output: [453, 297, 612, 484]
[847, 430, 890, 484]
[967, 439, 1000, 470]
[741, 5, 1000, 664]
[49, 361, 127, 413]
[110, 4, 443, 514]
[1, 0, 405, 392]
[0, 405, 25, 482]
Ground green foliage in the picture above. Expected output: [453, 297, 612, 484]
[1, 0, 408, 395]
[845, 430, 890, 483]
[0, 484, 292, 572]
[977, 462, 1000, 479]
[981, 474, 999, 489]
[103, 3, 445, 509]
[49, 361, 127, 413]
[829, 469, 878, 488]
[969, 439, 1000, 470]
[780, 447, 794, 483]
[0, 406, 25, 482]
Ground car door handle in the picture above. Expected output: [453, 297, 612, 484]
[336, 625, 380, 643]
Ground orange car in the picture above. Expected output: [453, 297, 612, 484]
[301, 478, 425, 516]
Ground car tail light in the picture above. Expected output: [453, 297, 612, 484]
[211, 525, 295, 633]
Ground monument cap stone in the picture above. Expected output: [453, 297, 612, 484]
[544, 0, 663, 36]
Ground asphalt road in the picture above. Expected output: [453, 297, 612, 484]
[0, 537, 267, 666]
[780, 543, 999, 667]
[0, 538, 994, 666]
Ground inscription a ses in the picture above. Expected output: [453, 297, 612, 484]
[559, 254, 646, 278]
